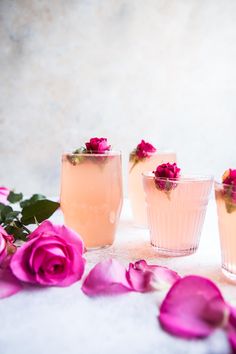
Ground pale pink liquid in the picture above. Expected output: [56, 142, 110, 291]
[215, 183, 236, 279]
[128, 152, 176, 227]
[143, 174, 213, 256]
[60, 153, 123, 249]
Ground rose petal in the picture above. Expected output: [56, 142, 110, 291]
[82, 259, 132, 296]
[228, 307, 236, 353]
[159, 275, 228, 339]
[127, 260, 180, 292]
[0, 187, 10, 204]
[0, 267, 22, 299]
[29, 221, 84, 254]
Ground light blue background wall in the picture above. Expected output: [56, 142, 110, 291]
[1, 0, 236, 196]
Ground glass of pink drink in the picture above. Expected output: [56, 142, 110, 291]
[128, 151, 176, 227]
[215, 182, 236, 281]
[143, 173, 213, 256]
[60, 152, 123, 249]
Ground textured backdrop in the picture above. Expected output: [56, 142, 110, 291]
[1, 0, 236, 196]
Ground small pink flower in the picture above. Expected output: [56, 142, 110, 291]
[0, 226, 16, 266]
[222, 169, 236, 204]
[0, 187, 10, 204]
[159, 275, 229, 339]
[10, 221, 85, 287]
[85, 137, 111, 153]
[135, 140, 156, 159]
[153, 162, 180, 191]
[82, 258, 180, 296]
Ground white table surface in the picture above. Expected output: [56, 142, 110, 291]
[0, 199, 234, 354]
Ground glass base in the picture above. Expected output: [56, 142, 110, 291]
[222, 267, 236, 282]
[86, 244, 112, 251]
[151, 244, 198, 257]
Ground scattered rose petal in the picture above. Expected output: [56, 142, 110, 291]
[159, 275, 229, 339]
[0, 267, 23, 299]
[228, 307, 236, 353]
[127, 260, 180, 292]
[82, 259, 132, 296]
[82, 259, 180, 296]
[0, 187, 10, 204]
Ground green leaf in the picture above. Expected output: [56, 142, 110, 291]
[21, 199, 60, 225]
[4, 224, 28, 241]
[20, 194, 46, 208]
[0, 205, 13, 223]
[4, 211, 21, 223]
[7, 191, 23, 204]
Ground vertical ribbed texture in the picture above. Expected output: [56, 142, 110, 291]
[145, 178, 212, 256]
[216, 188, 236, 278]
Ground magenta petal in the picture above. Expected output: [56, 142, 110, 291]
[82, 259, 133, 296]
[228, 307, 236, 353]
[127, 260, 180, 292]
[159, 275, 228, 339]
[0, 268, 23, 299]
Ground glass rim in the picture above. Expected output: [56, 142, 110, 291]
[142, 172, 214, 183]
[214, 181, 235, 188]
[63, 151, 121, 157]
[129, 150, 176, 157]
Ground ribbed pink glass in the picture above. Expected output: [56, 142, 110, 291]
[128, 151, 176, 227]
[60, 152, 123, 249]
[215, 182, 236, 281]
[143, 174, 213, 256]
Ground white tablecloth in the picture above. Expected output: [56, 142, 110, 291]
[0, 199, 234, 354]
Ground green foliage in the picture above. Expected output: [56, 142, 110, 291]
[0, 191, 60, 241]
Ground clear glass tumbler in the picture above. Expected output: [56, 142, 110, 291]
[60, 152, 123, 249]
[215, 182, 236, 281]
[128, 151, 176, 227]
[143, 173, 213, 256]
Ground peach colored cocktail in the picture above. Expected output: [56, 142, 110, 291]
[129, 152, 176, 227]
[215, 181, 236, 280]
[60, 152, 123, 249]
[143, 173, 213, 256]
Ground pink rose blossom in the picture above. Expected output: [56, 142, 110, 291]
[0, 187, 10, 204]
[135, 140, 156, 159]
[159, 275, 229, 339]
[153, 162, 180, 191]
[0, 226, 16, 266]
[222, 169, 236, 204]
[82, 258, 180, 296]
[10, 221, 85, 287]
[85, 137, 111, 153]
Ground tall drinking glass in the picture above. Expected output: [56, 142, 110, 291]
[60, 152, 123, 249]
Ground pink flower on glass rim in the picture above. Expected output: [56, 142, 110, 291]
[10, 221, 85, 287]
[82, 258, 180, 296]
[85, 137, 111, 154]
[0, 226, 16, 266]
[135, 140, 156, 159]
[222, 168, 236, 204]
[153, 162, 181, 191]
[0, 187, 10, 204]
